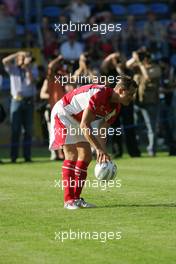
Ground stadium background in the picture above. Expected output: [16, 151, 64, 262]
[0, 1, 176, 264]
[0, 0, 176, 155]
[0, 0, 176, 159]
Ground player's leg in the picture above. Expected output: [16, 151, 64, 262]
[49, 103, 79, 209]
[62, 144, 78, 208]
[74, 142, 92, 199]
[74, 142, 96, 208]
[77, 142, 92, 163]
[73, 120, 107, 202]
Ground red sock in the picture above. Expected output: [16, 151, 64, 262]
[74, 160, 88, 200]
[62, 160, 76, 202]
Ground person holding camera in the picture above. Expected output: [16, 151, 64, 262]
[101, 52, 141, 157]
[72, 52, 98, 86]
[2, 51, 37, 163]
[159, 58, 176, 155]
[127, 49, 161, 156]
[40, 55, 72, 160]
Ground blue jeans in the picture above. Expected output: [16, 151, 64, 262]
[10, 98, 34, 161]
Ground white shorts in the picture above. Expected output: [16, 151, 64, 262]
[49, 101, 102, 150]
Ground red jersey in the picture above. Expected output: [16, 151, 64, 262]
[58, 84, 121, 125]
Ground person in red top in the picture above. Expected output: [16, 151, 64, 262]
[49, 75, 137, 209]
[47, 56, 66, 109]
[40, 55, 69, 160]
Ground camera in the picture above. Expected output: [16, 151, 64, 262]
[136, 48, 151, 62]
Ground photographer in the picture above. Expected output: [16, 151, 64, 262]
[101, 52, 141, 157]
[2, 51, 37, 163]
[72, 52, 98, 86]
[101, 52, 123, 88]
[159, 58, 176, 155]
[0, 72, 6, 164]
[126, 49, 161, 156]
[40, 55, 72, 160]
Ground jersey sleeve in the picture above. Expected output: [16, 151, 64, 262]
[105, 104, 121, 125]
[88, 87, 113, 114]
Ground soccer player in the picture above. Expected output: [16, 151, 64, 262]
[49, 75, 137, 209]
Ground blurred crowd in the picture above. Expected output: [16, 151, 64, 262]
[0, 0, 176, 58]
[0, 0, 176, 162]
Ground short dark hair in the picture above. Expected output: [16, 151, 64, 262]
[117, 75, 138, 91]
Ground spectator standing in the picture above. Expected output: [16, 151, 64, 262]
[159, 58, 176, 155]
[60, 32, 83, 61]
[127, 50, 161, 156]
[40, 55, 67, 160]
[2, 51, 37, 163]
[0, 74, 6, 164]
[68, 0, 90, 23]
[101, 52, 141, 157]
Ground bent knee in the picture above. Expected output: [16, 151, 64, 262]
[77, 148, 92, 165]
[63, 145, 78, 161]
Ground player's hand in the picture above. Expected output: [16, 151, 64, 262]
[96, 149, 111, 164]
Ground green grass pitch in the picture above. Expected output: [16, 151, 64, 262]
[0, 151, 176, 264]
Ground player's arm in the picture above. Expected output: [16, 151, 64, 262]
[97, 120, 110, 152]
[80, 108, 111, 163]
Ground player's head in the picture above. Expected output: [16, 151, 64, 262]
[114, 75, 137, 105]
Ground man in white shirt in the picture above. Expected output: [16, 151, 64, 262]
[2, 51, 37, 163]
[60, 32, 84, 61]
[69, 0, 90, 23]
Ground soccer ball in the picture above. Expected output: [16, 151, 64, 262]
[94, 161, 117, 181]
